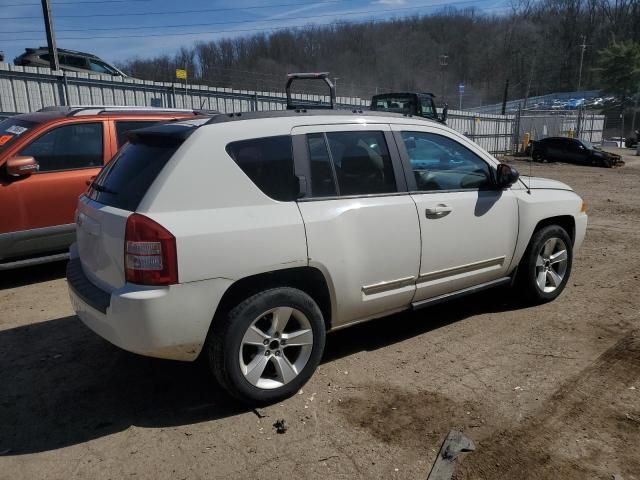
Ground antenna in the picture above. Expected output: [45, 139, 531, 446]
[528, 125, 539, 195]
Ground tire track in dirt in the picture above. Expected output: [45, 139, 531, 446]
[455, 331, 640, 480]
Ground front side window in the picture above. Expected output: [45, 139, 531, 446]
[89, 60, 117, 75]
[401, 131, 492, 191]
[19, 122, 103, 172]
[226, 135, 297, 202]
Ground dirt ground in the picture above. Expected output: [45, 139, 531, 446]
[1, 148, 639, 480]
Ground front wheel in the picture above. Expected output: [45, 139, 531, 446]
[516, 225, 573, 304]
[532, 150, 544, 162]
[208, 287, 326, 405]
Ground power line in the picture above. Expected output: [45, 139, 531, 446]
[0, 0, 498, 39]
[0, 0, 343, 18]
[1, 0, 481, 33]
[0, 0, 153, 5]
[0, 0, 153, 7]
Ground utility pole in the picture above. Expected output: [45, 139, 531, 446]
[577, 35, 587, 92]
[439, 54, 448, 102]
[501, 79, 510, 115]
[41, 0, 60, 71]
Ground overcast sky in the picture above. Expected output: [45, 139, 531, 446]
[0, 0, 511, 65]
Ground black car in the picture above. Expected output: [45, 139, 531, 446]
[625, 130, 639, 148]
[531, 137, 621, 168]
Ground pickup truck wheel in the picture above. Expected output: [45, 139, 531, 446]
[208, 287, 326, 405]
[517, 225, 573, 304]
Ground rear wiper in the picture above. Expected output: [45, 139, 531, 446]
[90, 181, 117, 194]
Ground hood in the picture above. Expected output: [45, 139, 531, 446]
[519, 176, 573, 191]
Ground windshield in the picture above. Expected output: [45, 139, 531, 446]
[0, 118, 37, 153]
[581, 139, 594, 149]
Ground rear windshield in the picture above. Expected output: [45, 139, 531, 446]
[372, 96, 415, 113]
[87, 138, 179, 211]
[0, 118, 37, 152]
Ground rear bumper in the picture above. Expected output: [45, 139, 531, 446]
[67, 257, 232, 361]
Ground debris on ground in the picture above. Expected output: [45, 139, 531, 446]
[252, 408, 268, 419]
[427, 430, 475, 480]
[273, 419, 288, 434]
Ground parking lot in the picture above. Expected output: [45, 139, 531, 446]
[1, 148, 639, 480]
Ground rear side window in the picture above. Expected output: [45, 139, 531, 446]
[60, 55, 87, 68]
[88, 139, 179, 211]
[19, 122, 103, 172]
[307, 133, 337, 197]
[326, 131, 396, 196]
[115, 121, 161, 147]
[226, 136, 297, 202]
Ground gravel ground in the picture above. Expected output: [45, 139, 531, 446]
[1, 148, 639, 480]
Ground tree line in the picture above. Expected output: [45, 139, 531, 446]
[117, 0, 640, 108]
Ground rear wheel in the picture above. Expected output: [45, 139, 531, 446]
[208, 287, 326, 405]
[516, 225, 573, 304]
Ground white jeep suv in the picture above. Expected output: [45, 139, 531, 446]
[67, 111, 587, 404]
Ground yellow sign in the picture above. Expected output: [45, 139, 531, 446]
[176, 69, 187, 80]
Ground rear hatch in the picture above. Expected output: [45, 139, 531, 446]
[76, 123, 195, 291]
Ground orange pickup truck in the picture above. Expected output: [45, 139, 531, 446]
[0, 106, 202, 269]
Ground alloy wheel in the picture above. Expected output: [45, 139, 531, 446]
[239, 307, 314, 390]
[535, 237, 568, 293]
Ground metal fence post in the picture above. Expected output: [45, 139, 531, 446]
[512, 105, 521, 154]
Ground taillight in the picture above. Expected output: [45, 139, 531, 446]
[125, 213, 178, 286]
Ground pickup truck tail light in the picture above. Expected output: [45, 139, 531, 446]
[125, 213, 178, 285]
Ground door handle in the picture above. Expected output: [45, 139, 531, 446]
[425, 204, 453, 218]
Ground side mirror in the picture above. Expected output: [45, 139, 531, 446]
[6, 156, 39, 177]
[439, 104, 448, 123]
[496, 163, 519, 189]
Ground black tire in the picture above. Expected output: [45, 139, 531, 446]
[208, 287, 326, 405]
[516, 225, 573, 305]
[600, 157, 613, 168]
[532, 149, 544, 162]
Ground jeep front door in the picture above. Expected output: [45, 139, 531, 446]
[393, 127, 519, 302]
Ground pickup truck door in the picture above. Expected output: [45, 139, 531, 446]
[391, 125, 519, 303]
[292, 124, 421, 328]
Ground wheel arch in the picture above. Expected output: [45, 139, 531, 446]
[211, 267, 335, 335]
[533, 215, 576, 244]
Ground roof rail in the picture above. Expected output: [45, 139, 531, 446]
[37, 105, 213, 117]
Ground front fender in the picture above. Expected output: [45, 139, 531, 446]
[511, 189, 586, 269]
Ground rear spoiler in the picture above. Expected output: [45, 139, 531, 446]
[125, 122, 200, 147]
[286, 72, 336, 110]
